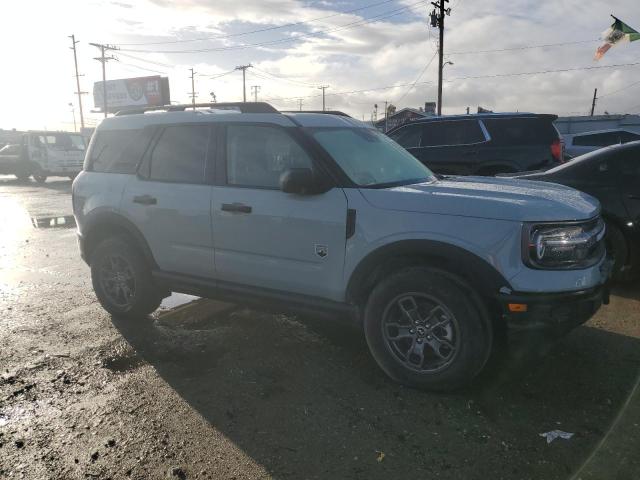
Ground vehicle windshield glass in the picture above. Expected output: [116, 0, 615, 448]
[308, 127, 435, 187]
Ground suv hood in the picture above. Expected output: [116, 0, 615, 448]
[359, 176, 599, 222]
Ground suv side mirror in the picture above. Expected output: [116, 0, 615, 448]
[280, 168, 328, 195]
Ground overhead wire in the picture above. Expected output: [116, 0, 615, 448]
[112, 0, 400, 46]
[117, 0, 428, 54]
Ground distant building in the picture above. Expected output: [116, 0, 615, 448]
[375, 106, 432, 132]
[555, 114, 640, 135]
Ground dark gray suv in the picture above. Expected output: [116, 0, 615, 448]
[387, 113, 564, 176]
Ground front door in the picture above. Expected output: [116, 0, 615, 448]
[212, 124, 348, 301]
[121, 124, 215, 278]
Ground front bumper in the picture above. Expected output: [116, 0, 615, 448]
[498, 284, 609, 336]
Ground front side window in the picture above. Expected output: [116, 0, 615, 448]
[388, 124, 422, 148]
[310, 127, 435, 187]
[226, 125, 313, 188]
[150, 125, 209, 183]
[421, 120, 485, 147]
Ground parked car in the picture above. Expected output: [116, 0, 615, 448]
[72, 102, 610, 391]
[0, 131, 85, 183]
[0, 144, 25, 179]
[511, 141, 640, 280]
[563, 128, 640, 159]
[386, 113, 564, 176]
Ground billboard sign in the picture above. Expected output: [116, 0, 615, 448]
[93, 76, 170, 113]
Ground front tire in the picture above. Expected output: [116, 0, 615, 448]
[90, 236, 162, 319]
[364, 267, 492, 391]
[33, 172, 47, 183]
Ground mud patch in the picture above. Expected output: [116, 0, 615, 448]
[101, 352, 143, 373]
[157, 298, 239, 331]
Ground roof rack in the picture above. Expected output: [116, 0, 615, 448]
[282, 110, 351, 117]
[115, 102, 279, 116]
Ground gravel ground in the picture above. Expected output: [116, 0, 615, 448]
[0, 177, 638, 480]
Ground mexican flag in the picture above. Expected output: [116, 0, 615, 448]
[594, 16, 640, 60]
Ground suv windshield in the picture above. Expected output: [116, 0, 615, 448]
[308, 127, 435, 187]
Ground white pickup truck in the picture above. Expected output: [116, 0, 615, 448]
[0, 131, 85, 183]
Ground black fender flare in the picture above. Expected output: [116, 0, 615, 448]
[80, 210, 157, 268]
[346, 240, 512, 305]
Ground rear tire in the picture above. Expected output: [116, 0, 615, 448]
[33, 172, 47, 183]
[90, 236, 162, 319]
[364, 266, 492, 391]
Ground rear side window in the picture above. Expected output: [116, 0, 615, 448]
[388, 124, 422, 148]
[89, 129, 142, 173]
[572, 132, 621, 147]
[421, 120, 485, 147]
[149, 125, 209, 184]
[619, 131, 640, 143]
[483, 118, 558, 146]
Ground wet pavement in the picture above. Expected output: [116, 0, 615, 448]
[0, 175, 638, 480]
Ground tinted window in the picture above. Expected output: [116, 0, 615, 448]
[150, 125, 209, 183]
[310, 127, 434, 187]
[226, 125, 312, 188]
[618, 131, 640, 143]
[90, 129, 142, 174]
[421, 120, 485, 147]
[388, 124, 422, 148]
[572, 132, 621, 147]
[483, 118, 558, 146]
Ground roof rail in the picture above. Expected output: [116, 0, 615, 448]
[115, 102, 279, 116]
[282, 110, 351, 117]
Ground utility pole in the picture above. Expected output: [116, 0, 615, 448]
[210, 91, 217, 103]
[318, 85, 329, 111]
[68, 35, 86, 130]
[189, 68, 197, 110]
[298, 98, 304, 111]
[235, 64, 252, 102]
[590, 88, 598, 116]
[69, 103, 77, 132]
[250, 85, 261, 102]
[89, 43, 117, 118]
[430, 0, 450, 115]
[384, 100, 389, 133]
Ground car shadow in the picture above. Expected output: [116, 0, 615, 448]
[111, 301, 640, 480]
[609, 280, 640, 301]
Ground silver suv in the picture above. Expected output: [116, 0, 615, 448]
[72, 103, 611, 390]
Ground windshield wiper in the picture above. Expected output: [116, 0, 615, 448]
[363, 177, 433, 189]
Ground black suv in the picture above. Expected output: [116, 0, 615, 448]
[387, 113, 563, 176]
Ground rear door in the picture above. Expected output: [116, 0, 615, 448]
[617, 148, 640, 222]
[211, 123, 348, 301]
[122, 124, 215, 278]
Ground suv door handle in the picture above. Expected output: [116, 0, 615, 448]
[133, 195, 157, 205]
[221, 203, 252, 214]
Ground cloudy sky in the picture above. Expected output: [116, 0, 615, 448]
[1, 0, 639, 131]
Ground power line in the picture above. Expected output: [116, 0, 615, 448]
[396, 50, 438, 104]
[251, 66, 319, 87]
[117, 51, 174, 68]
[117, 1, 428, 54]
[112, 0, 399, 46]
[598, 79, 640, 99]
[265, 60, 640, 103]
[448, 39, 598, 55]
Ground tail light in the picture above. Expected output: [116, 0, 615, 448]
[551, 139, 563, 163]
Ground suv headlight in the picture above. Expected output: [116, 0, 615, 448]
[523, 217, 606, 269]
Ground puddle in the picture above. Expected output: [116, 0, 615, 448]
[31, 215, 76, 229]
[159, 292, 200, 310]
[101, 353, 143, 373]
